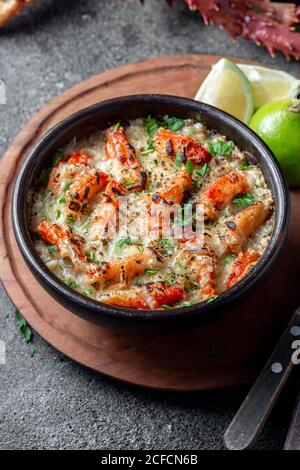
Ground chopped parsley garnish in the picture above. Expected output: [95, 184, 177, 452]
[52, 149, 65, 166]
[59, 197, 66, 204]
[82, 288, 94, 297]
[158, 238, 176, 253]
[123, 179, 136, 187]
[63, 179, 73, 192]
[240, 159, 251, 170]
[55, 209, 61, 220]
[233, 192, 256, 208]
[114, 121, 121, 131]
[223, 254, 238, 264]
[66, 215, 74, 225]
[115, 236, 132, 248]
[82, 220, 89, 232]
[162, 115, 184, 132]
[88, 251, 96, 262]
[161, 304, 171, 309]
[207, 295, 219, 303]
[63, 258, 72, 268]
[47, 245, 57, 254]
[144, 268, 159, 275]
[209, 140, 234, 157]
[185, 159, 194, 176]
[64, 276, 77, 289]
[175, 152, 184, 168]
[145, 115, 159, 138]
[140, 140, 154, 155]
[196, 163, 210, 177]
[15, 309, 32, 343]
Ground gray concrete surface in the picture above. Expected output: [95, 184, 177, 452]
[0, 0, 299, 451]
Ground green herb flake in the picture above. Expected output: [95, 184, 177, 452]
[162, 115, 184, 132]
[185, 159, 194, 176]
[63, 258, 73, 268]
[233, 192, 256, 208]
[209, 140, 234, 157]
[207, 295, 219, 304]
[161, 304, 171, 309]
[145, 115, 159, 138]
[175, 152, 184, 168]
[15, 309, 32, 343]
[52, 150, 65, 166]
[140, 140, 154, 156]
[63, 179, 73, 192]
[55, 209, 61, 220]
[88, 251, 96, 262]
[82, 288, 94, 297]
[144, 268, 159, 275]
[115, 236, 132, 248]
[158, 238, 175, 253]
[64, 276, 77, 289]
[114, 121, 121, 131]
[47, 245, 57, 254]
[30, 348, 36, 358]
[59, 197, 66, 204]
[196, 163, 210, 177]
[240, 159, 251, 170]
[123, 179, 136, 187]
[66, 215, 74, 225]
[223, 254, 238, 264]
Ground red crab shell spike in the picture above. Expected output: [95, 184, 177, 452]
[183, 0, 300, 60]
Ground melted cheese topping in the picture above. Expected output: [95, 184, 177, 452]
[30, 118, 274, 309]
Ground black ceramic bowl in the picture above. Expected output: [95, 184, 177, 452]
[12, 95, 290, 330]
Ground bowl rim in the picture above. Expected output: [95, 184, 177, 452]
[12, 94, 290, 323]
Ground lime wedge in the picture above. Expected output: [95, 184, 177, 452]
[237, 64, 300, 110]
[194, 58, 254, 124]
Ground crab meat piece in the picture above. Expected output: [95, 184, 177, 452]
[48, 151, 93, 192]
[87, 250, 164, 288]
[67, 169, 109, 216]
[100, 282, 184, 309]
[197, 171, 250, 220]
[185, 248, 217, 300]
[105, 126, 148, 190]
[151, 170, 192, 206]
[37, 220, 87, 267]
[89, 180, 128, 241]
[155, 129, 212, 164]
[226, 250, 260, 289]
[219, 202, 270, 255]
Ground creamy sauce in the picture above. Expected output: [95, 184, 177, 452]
[29, 117, 274, 309]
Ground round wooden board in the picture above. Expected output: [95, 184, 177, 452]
[1, 54, 300, 391]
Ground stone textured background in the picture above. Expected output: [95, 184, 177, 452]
[0, 0, 299, 450]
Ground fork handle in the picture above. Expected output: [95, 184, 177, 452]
[224, 308, 300, 450]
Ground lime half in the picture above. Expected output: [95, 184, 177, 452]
[194, 58, 254, 124]
[238, 64, 300, 110]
